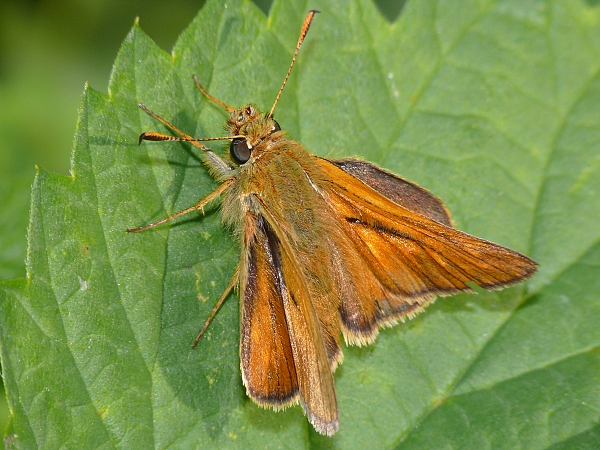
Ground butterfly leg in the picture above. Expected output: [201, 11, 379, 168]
[193, 75, 236, 112]
[138, 103, 210, 149]
[138, 103, 233, 175]
[127, 178, 234, 233]
[192, 266, 239, 348]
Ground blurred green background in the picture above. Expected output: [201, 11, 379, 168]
[0, 0, 403, 436]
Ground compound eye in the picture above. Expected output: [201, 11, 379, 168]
[272, 120, 281, 132]
[230, 139, 251, 164]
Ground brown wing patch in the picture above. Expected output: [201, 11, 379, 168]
[330, 158, 453, 227]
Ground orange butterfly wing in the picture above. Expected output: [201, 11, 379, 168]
[314, 157, 537, 344]
[330, 158, 453, 227]
[239, 213, 299, 408]
[239, 211, 339, 436]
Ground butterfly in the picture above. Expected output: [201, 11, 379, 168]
[129, 10, 537, 436]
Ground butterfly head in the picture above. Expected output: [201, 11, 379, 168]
[226, 105, 282, 165]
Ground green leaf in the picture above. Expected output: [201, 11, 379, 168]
[2, 0, 600, 448]
[0, 174, 31, 281]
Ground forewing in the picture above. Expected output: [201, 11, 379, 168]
[330, 158, 453, 227]
[240, 211, 339, 435]
[314, 157, 537, 342]
[239, 213, 299, 407]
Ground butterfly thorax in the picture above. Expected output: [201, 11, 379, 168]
[221, 106, 317, 236]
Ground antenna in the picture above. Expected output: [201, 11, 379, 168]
[268, 10, 320, 118]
